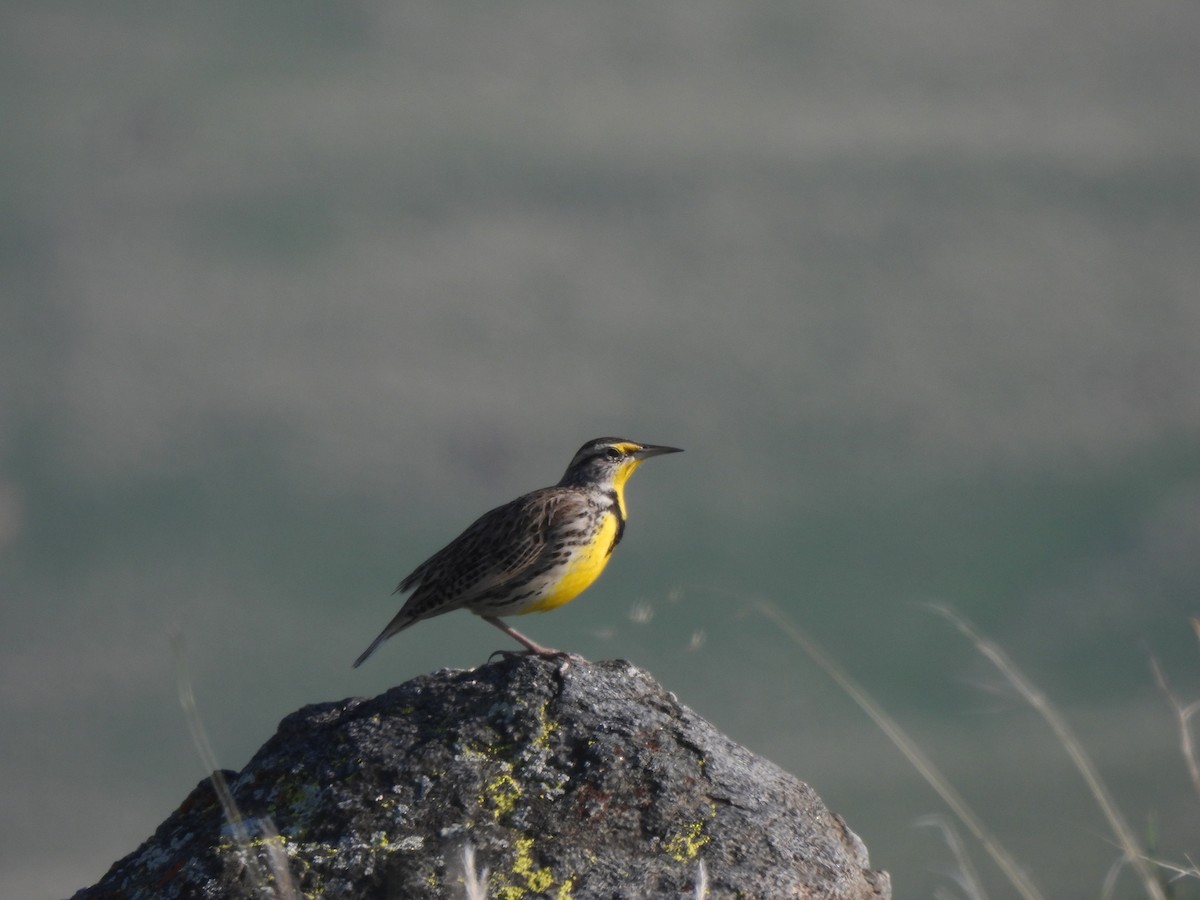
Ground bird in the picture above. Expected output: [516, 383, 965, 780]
[353, 437, 682, 666]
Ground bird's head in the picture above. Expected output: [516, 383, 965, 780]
[557, 437, 682, 505]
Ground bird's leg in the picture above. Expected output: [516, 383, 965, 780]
[483, 616, 572, 659]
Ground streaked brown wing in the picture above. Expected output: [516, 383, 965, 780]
[395, 488, 588, 616]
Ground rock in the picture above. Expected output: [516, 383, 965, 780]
[72, 656, 890, 899]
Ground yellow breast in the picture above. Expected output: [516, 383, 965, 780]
[522, 512, 619, 614]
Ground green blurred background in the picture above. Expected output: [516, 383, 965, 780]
[4, 3, 1199, 897]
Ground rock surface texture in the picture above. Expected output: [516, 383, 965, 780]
[73, 656, 890, 899]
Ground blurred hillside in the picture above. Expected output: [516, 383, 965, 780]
[3, 2, 1199, 897]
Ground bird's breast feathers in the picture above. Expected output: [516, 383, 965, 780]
[520, 508, 620, 614]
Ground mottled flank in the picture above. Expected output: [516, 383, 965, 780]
[71, 657, 889, 899]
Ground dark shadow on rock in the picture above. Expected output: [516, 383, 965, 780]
[72, 656, 890, 899]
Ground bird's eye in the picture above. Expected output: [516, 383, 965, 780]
[604, 448, 622, 460]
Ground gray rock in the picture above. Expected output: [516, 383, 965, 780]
[72, 656, 890, 899]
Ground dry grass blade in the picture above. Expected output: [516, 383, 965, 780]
[459, 843, 490, 900]
[1147, 853, 1200, 884]
[172, 633, 299, 900]
[755, 600, 1045, 900]
[1149, 656, 1200, 803]
[927, 605, 1168, 900]
[914, 815, 989, 900]
[1100, 855, 1126, 900]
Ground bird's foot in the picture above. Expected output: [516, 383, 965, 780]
[486, 647, 586, 665]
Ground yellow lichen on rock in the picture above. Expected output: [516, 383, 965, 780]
[492, 835, 572, 900]
[663, 820, 710, 862]
[481, 769, 522, 820]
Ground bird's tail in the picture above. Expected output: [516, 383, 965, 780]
[352, 612, 416, 668]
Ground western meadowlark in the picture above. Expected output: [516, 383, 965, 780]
[353, 437, 682, 666]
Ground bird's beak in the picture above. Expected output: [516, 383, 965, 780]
[632, 444, 683, 460]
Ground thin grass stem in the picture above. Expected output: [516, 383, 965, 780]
[755, 600, 1045, 900]
[1150, 654, 1200, 804]
[172, 633, 298, 899]
[914, 815, 989, 900]
[927, 604, 1167, 900]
